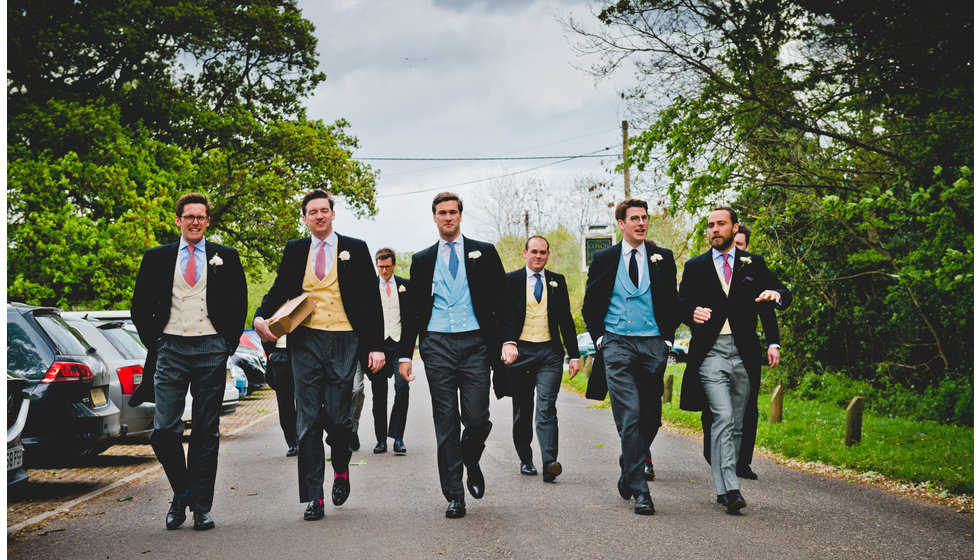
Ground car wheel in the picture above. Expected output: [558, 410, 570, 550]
[666, 354, 678, 365]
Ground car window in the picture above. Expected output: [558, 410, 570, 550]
[7, 312, 54, 379]
[35, 314, 92, 356]
[99, 325, 146, 359]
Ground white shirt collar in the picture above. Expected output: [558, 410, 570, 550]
[438, 234, 463, 250]
[312, 231, 337, 250]
[711, 246, 735, 262]
[525, 266, 546, 279]
[622, 241, 646, 259]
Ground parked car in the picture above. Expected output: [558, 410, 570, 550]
[576, 331, 688, 364]
[7, 303, 122, 455]
[8, 372, 31, 485]
[65, 310, 240, 416]
[233, 329, 267, 394]
[63, 316, 156, 440]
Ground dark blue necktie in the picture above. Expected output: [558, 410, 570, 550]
[533, 273, 543, 303]
[447, 241, 458, 279]
[628, 248, 639, 288]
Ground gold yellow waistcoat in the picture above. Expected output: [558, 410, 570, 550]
[519, 278, 551, 343]
[301, 243, 353, 331]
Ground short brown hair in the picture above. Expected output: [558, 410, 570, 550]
[735, 223, 751, 246]
[432, 192, 462, 214]
[614, 198, 648, 222]
[525, 235, 550, 251]
[712, 205, 738, 224]
[302, 189, 335, 214]
[176, 192, 211, 217]
[375, 247, 396, 264]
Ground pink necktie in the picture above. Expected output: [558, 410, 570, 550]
[386, 281, 391, 297]
[184, 246, 197, 287]
[723, 253, 732, 284]
[314, 242, 326, 280]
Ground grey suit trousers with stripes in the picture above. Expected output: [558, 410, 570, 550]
[150, 333, 228, 513]
[290, 326, 359, 503]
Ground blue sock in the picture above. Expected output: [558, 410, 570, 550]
[395, 438, 403, 444]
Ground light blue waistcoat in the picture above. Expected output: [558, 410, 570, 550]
[427, 247, 480, 333]
[603, 251, 661, 337]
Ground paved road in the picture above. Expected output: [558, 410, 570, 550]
[7, 360, 973, 559]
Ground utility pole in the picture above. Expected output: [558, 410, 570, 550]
[524, 210, 529, 239]
[622, 120, 630, 198]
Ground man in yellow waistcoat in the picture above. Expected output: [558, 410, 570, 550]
[498, 236, 580, 483]
[254, 189, 385, 522]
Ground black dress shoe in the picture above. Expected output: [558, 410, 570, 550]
[304, 500, 324, 520]
[723, 490, 747, 514]
[286, 445, 299, 457]
[193, 511, 215, 531]
[736, 465, 759, 480]
[332, 475, 351, 506]
[617, 457, 630, 500]
[165, 495, 187, 530]
[445, 497, 466, 519]
[643, 461, 655, 481]
[542, 461, 562, 483]
[717, 494, 726, 505]
[520, 462, 538, 476]
[466, 464, 485, 499]
[634, 492, 655, 515]
[350, 433, 360, 451]
[374, 442, 387, 454]
[393, 439, 406, 454]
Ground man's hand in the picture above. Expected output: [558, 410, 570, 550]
[767, 346, 780, 368]
[692, 307, 712, 324]
[367, 351, 386, 373]
[756, 290, 782, 304]
[567, 359, 581, 379]
[253, 317, 279, 342]
[399, 361, 415, 382]
[501, 343, 518, 365]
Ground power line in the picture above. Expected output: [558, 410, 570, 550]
[378, 146, 616, 199]
[359, 154, 612, 161]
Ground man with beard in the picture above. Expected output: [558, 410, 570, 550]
[582, 198, 677, 516]
[678, 207, 791, 514]
[253, 189, 385, 521]
[700, 223, 783, 480]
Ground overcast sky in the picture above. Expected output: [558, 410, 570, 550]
[295, 0, 631, 256]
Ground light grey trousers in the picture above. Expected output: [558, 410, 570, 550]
[698, 334, 749, 495]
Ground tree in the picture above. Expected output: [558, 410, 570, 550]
[8, 0, 378, 308]
[569, 1, 973, 395]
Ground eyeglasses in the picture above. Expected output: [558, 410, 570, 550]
[626, 215, 649, 224]
[180, 215, 209, 223]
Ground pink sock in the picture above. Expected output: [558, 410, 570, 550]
[335, 471, 348, 481]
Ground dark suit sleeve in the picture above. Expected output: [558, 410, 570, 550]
[222, 248, 249, 351]
[498, 271, 522, 344]
[755, 255, 792, 311]
[397, 254, 424, 360]
[254, 242, 294, 322]
[352, 240, 384, 353]
[760, 306, 780, 346]
[554, 274, 580, 359]
[482, 243, 508, 346]
[582, 248, 613, 345]
[130, 248, 158, 348]
[655, 247, 679, 344]
[677, 257, 701, 329]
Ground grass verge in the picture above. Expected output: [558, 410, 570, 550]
[563, 363, 973, 498]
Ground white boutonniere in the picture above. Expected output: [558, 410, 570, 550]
[339, 250, 351, 261]
[398, 284, 407, 293]
[740, 256, 752, 265]
[549, 280, 558, 288]
[209, 254, 223, 273]
[468, 250, 481, 259]
[650, 254, 663, 263]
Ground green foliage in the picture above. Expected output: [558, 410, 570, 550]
[658, 366, 973, 495]
[7, 1, 378, 308]
[574, 0, 973, 415]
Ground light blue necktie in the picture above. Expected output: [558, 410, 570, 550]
[533, 273, 543, 303]
[447, 241, 458, 279]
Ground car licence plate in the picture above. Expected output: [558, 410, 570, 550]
[91, 387, 107, 406]
[8, 445, 23, 471]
